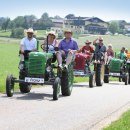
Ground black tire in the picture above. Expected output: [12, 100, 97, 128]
[104, 65, 109, 83]
[128, 69, 130, 84]
[6, 75, 14, 97]
[95, 64, 104, 86]
[119, 77, 122, 82]
[89, 73, 95, 88]
[19, 71, 31, 93]
[125, 74, 129, 85]
[61, 65, 74, 96]
[19, 83, 31, 93]
[53, 77, 61, 100]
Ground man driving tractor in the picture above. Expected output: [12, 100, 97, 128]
[93, 37, 106, 63]
[20, 28, 37, 61]
[74, 40, 94, 70]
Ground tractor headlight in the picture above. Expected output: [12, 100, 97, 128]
[19, 63, 24, 70]
[46, 66, 51, 72]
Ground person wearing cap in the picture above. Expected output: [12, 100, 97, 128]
[93, 37, 106, 63]
[78, 40, 94, 55]
[57, 29, 79, 69]
[42, 31, 59, 62]
[20, 28, 37, 55]
[106, 44, 114, 64]
[74, 40, 94, 71]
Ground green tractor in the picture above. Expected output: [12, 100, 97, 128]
[104, 58, 129, 85]
[6, 42, 74, 100]
[126, 53, 130, 84]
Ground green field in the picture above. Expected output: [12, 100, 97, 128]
[0, 30, 11, 37]
[0, 34, 130, 92]
[0, 30, 47, 39]
[104, 110, 130, 130]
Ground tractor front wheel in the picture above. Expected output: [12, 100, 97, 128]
[6, 75, 14, 97]
[19, 83, 31, 93]
[19, 71, 31, 93]
[53, 77, 61, 100]
[89, 73, 95, 88]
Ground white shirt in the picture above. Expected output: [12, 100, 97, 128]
[20, 37, 37, 51]
[44, 39, 57, 53]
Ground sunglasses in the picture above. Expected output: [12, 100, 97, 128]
[48, 34, 55, 37]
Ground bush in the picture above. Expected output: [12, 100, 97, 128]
[10, 28, 24, 38]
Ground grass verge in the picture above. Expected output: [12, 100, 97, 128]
[103, 109, 130, 130]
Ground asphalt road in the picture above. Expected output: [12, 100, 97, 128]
[0, 82, 130, 130]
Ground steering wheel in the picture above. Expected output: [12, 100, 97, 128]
[41, 43, 44, 50]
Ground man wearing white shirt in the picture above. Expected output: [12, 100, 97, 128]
[20, 28, 37, 54]
[20, 28, 37, 61]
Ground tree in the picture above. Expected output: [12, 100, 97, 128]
[0, 17, 7, 27]
[65, 14, 75, 19]
[13, 16, 25, 28]
[41, 12, 49, 20]
[1, 18, 10, 31]
[24, 15, 37, 28]
[109, 21, 119, 34]
[10, 27, 24, 38]
[8, 21, 16, 29]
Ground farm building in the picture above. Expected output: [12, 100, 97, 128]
[63, 17, 109, 35]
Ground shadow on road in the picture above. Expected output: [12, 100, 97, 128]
[105, 82, 127, 86]
[16, 92, 64, 101]
[1, 92, 64, 101]
[16, 92, 52, 101]
[73, 84, 90, 88]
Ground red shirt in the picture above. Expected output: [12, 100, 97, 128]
[81, 46, 94, 55]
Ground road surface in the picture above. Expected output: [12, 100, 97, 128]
[0, 82, 130, 130]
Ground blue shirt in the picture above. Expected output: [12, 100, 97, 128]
[59, 38, 79, 54]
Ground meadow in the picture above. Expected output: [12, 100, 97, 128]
[103, 110, 130, 130]
[0, 33, 130, 92]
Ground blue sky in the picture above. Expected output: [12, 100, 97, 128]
[0, 0, 130, 22]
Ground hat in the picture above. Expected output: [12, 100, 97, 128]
[47, 31, 56, 36]
[24, 28, 37, 35]
[85, 40, 91, 44]
[47, 31, 56, 39]
[108, 44, 112, 47]
[64, 29, 72, 33]
[98, 37, 103, 41]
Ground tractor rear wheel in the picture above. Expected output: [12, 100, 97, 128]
[6, 75, 14, 97]
[128, 69, 130, 84]
[125, 74, 129, 85]
[53, 77, 61, 100]
[95, 64, 104, 86]
[104, 65, 109, 83]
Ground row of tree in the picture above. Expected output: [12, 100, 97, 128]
[0, 12, 62, 31]
[0, 13, 128, 36]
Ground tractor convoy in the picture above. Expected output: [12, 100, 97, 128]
[5, 44, 130, 100]
[5, 31, 130, 101]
